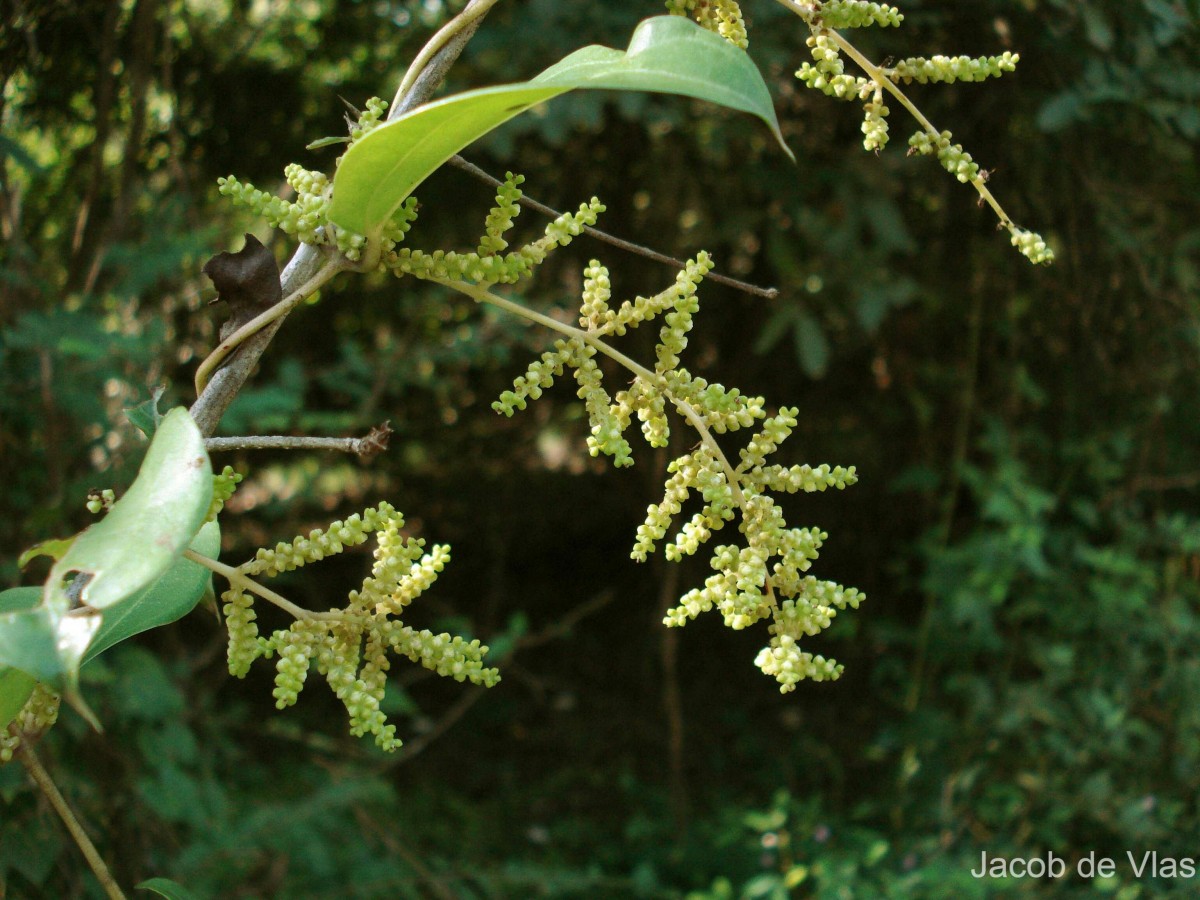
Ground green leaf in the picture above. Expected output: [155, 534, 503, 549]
[0, 521, 216, 726]
[136, 877, 201, 900]
[45, 407, 212, 613]
[0, 666, 37, 729]
[125, 385, 167, 439]
[0, 410, 210, 713]
[83, 520, 220, 664]
[0, 604, 80, 688]
[328, 16, 789, 235]
[17, 537, 75, 570]
[306, 135, 351, 150]
[0, 590, 42, 725]
[0, 586, 40, 615]
[532, 16, 784, 138]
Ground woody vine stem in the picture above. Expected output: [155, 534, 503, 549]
[18, 0, 502, 893]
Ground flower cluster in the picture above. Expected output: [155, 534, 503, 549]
[888, 52, 1019, 85]
[349, 96, 389, 142]
[908, 129, 980, 184]
[665, 0, 749, 49]
[496, 248, 863, 689]
[218, 99, 416, 262]
[206, 465, 243, 523]
[386, 172, 604, 287]
[796, 33, 868, 101]
[222, 502, 499, 750]
[819, 0, 903, 30]
[637, 408, 863, 691]
[791, 1, 1053, 264]
[1010, 228, 1055, 266]
[0, 683, 61, 764]
[85, 488, 115, 515]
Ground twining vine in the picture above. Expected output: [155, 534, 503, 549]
[3, 2, 1055, 893]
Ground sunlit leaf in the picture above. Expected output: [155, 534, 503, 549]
[328, 16, 789, 235]
[0, 604, 76, 688]
[84, 520, 220, 664]
[17, 537, 75, 570]
[45, 407, 212, 613]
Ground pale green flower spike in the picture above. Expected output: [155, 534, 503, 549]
[206, 465, 243, 523]
[223, 502, 498, 750]
[819, 1, 903, 29]
[497, 247, 863, 689]
[389, 192, 604, 286]
[889, 52, 1019, 85]
[219, 99, 419, 262]
[791, 0, 1054, 264]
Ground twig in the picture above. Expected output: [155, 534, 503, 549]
[205, 422, 392, 459]
[14, 730, 126, 900]
[448, 155, 780, 300]
[382, 589, 615, 769]
[513, 590, 616, 652]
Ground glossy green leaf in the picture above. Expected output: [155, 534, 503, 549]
[84, 520, 220, 664]
[136, 877, 201, 900]
[0, 520, 217, 723]
[328, 16, 789, 235]
[532, 15, 786, 139]
[45, 407, 212, 612]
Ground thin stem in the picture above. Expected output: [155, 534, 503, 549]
[448, 155, 780, 300]
[193, 257, 344, 397]
[14, 731, 127, 900]
[184, 550, 349, 624]
[205, 422, 391, 457]
[391, 0, 503, 112]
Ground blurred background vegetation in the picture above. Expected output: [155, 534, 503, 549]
[1, 0, 1198, 897]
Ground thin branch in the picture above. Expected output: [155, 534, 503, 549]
[513, 589, 615, 652]
[205, 422, 392, 459]
[14, 730, 126, 900]
[447, 155, 780, 300]
[381, 589, 615, 769]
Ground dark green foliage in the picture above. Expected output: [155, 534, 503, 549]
[2, 0, 1198, 897]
